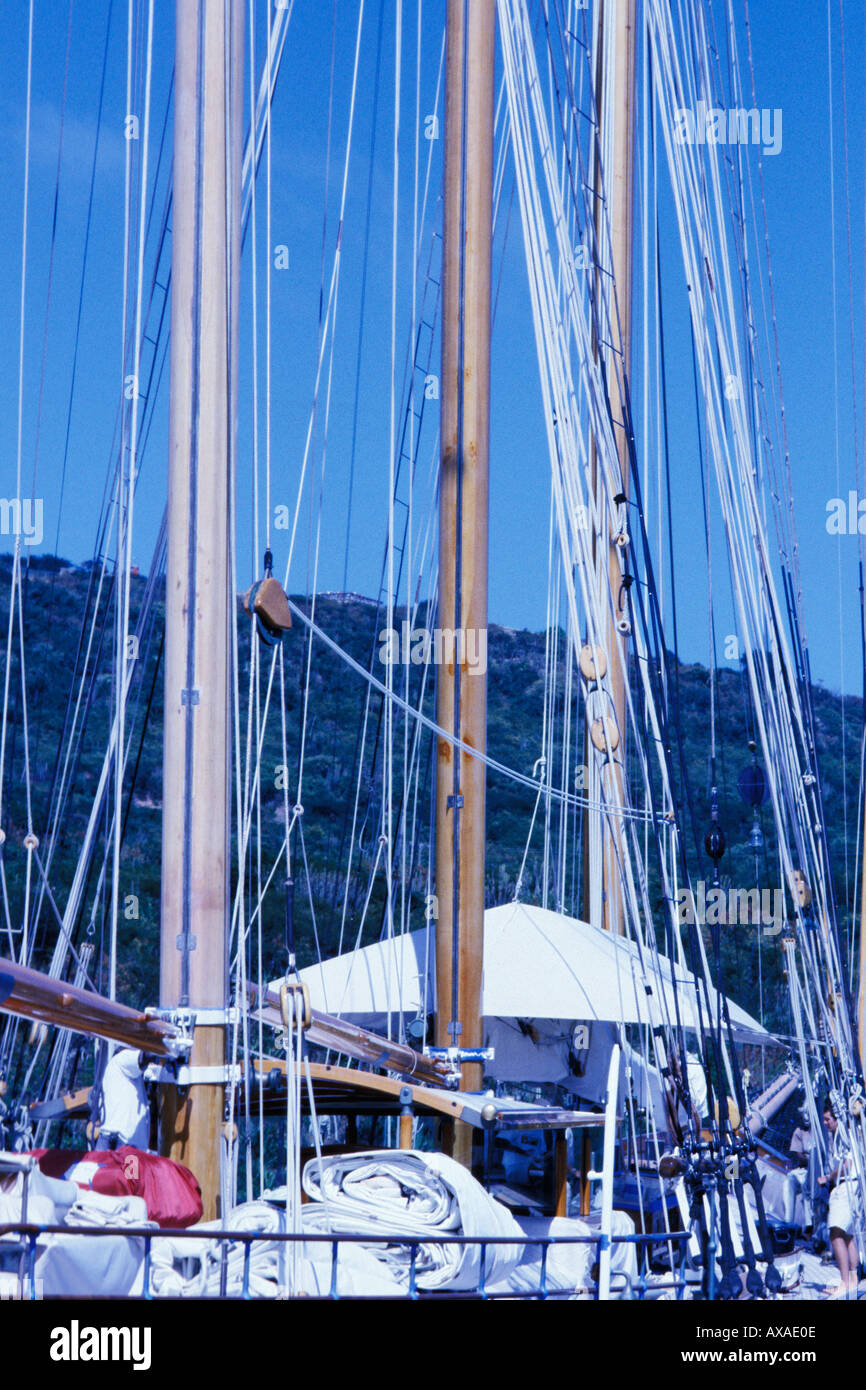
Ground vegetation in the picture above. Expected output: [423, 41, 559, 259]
[0, 554, 862, 1090]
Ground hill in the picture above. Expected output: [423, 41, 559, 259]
[0, 554, 862, 1047]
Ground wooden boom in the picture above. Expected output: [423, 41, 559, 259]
[0, 959, 445, 1084]
[0, 957, 177, 1056]
[246, 982, 449, 1089]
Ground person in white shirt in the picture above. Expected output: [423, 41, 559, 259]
[783, 1110, 815, 1229]
[818, 1104, 859, 1298]
[93, 1048, 150, 1151]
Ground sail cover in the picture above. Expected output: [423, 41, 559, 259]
[287, 901, 768, 1045]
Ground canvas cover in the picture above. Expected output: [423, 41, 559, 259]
[31, 1146, 202, 1228]
[288, 900, 768, 1044]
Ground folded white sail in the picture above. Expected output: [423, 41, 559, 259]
[300, 1149, 524, 1291]
[148, 1200, 402, 1298]
[0, 1153, 148, 1297]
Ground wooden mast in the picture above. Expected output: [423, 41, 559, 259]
[585, 0, 636, 937]
[435, 0, 495, 1135]
[159, 0, 243, 1219]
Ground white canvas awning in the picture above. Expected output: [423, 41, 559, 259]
[287, 901, 768, 1045]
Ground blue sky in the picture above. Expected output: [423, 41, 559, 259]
[1, 0, 865, 695]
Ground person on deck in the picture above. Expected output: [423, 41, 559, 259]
[783, 1109, 815, 1230]
[93, 1047, 150, 1151]
[818, 1103, 860, 1299]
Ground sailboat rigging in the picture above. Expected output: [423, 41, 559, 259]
[0, 0, 865, 1306]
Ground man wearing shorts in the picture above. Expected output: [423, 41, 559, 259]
[818, 1103, 860, 1299]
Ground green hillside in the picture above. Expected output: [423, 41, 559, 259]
[0, 553, 862, 1051]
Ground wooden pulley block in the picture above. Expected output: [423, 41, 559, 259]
[615, 616, 631, 636]
[279, 980, 311, 1031]
[243, 576, 293, 634]
[578, 643, 607, 682]
[243, 576, 293, 648]
[590, 715, 620, 754]
[614, 529, 630, 549]
[790, 869, 812, 909]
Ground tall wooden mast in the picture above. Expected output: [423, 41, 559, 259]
[435, 0, 495, 1115]
[159, 0, 243, 1219]
[585, 0, 636, 937]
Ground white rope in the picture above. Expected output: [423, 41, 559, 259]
[285, 594, 652, 821]
[0, 0, 35, 963]
[383, 0, 402, 1034]
[111, 0, 154, 1003]
[641, 0, 864, 1218]
[647, 0, 846, 1030]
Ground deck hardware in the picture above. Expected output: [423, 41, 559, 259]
[279, 981, 311, 1032]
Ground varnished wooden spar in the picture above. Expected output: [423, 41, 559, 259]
[585, 0, 637, 939]
[435, 0, 495, 1112]
[0, 957, 177, 1056]
[158, 0, 243, 1218]
[246, 983, 449, 1089]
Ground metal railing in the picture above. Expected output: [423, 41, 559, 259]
[0, 1221, 692, 1301]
